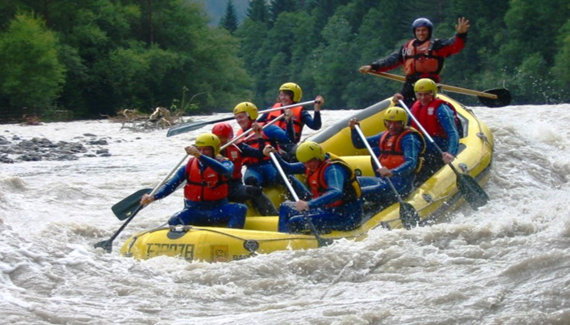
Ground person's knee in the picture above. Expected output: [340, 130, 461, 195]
[244, 177, 259, 186]
[245, 185, 262, 196]
[168, 215, 185, 226]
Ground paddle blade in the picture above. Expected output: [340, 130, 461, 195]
[400, 202, 420, 229]
[456, 173, 489, 210]
[111, 188, 152, 220]
[167, 116, 235, 137]
[93, 239, 113, 253]
[478, 89, 511, 107]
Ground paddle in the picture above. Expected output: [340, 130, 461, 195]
[94, 154, 188, 252]
[368, 71, 511, 107]
[97, 113, 291, 252]
[269, 152, 330, 247]
[398, 100, 489, 210]
[110, 114, 287, 221]
[166, 100, 316, 137]
[353, 124, 420, 229]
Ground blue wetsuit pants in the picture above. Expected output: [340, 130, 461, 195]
[278, 199, 363, 233]
[358, 176, 414, 205]
[168, 199, 247, 228]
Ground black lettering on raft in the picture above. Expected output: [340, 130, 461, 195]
[146, 243, 195, 260]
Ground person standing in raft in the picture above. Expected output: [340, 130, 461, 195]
[263, 141, 363, 234]
[211, 122, 278, 216]
[349, 107, 425, 206]
[233, 101, 294, 188]
[393, 78, 460, 179]
[257, 82, 324, 145]
[140, 133, 247, 228]
[359, 17, 470, 107]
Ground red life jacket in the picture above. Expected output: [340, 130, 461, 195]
[221, 143, 243, 181]
[266, 103, 305, 142]
[402, 39, 444, 78]
[378, 128, 425, 172]
[410, 98, 458, 138]
[305, 156, 361, 208]
[183, 157, 228, 202]
[235, 128, 275, 165]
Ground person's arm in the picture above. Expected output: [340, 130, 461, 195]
[432, 34, 466, 57]
[350, 128, 382, 156]
[237, 138, 266, 159]
[390, 133, 422, 177]
[268, 148, 306, 174]
[199, 154, 234, 177]
[307, 164, 346, 209]
[264, 124, 295, 154]
[300, 109, 322, 130]
[153, 164, 188, 200]
[264, 124, 292, 144]
[369, 47, 405, 72]
[436, 104, 460, 155]
[256, 112, 269, 124]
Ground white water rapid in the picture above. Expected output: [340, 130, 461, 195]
[1, 102, 570, 324]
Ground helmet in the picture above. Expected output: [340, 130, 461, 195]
[212, 122, 234, 140]
[412, 17, 433, 38]
[414, 78, 438, 94]
[384, 107, 408, 126]
[279, 82, 302, 102]
[296, 141, 325, 163]
[233, 102, 258, 120]
[195, 133, 221, 156]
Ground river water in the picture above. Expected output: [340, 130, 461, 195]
[1, 102, 570, 324]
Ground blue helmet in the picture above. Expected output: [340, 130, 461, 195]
[412, 18, 433, 39]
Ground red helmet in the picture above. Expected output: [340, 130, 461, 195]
[212, 122, 234, 139]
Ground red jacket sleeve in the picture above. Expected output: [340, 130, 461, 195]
[432, 33, 466, 58]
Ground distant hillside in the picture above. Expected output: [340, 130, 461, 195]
[196, 0, 250, 26]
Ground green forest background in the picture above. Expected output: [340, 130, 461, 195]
[1, 0, 569, 121]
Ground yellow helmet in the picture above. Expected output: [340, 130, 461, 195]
[195, 133, 221, 156]
[279, 82, 302, 102]
[296, 141, 325, 163]
[233, 102, 258, 120]
[384, 107, 408, 126]
[414, 78, 438, 94]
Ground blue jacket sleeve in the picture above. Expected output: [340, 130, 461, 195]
[271, 152, 306, 174]
[257, 112, 269, 124]
[436, 104, 460, 155]
[300, 109, 321, 130]
[307, 164, 347, 208]
[199, 154, 234, 177]
[264, 125, 293, 145]
[390, 133, 422, 177]
[265, 124, 295, 153]
[350, 128, 382, 156]
[237, 138, 265, 159]
[153, 165, 187, 200]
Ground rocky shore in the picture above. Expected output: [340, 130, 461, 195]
[0, 133, 113, 164]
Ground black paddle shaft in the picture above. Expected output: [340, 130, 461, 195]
[94, 204, 144, 252]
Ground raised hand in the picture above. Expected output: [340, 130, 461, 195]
[455, 17, 470, 34]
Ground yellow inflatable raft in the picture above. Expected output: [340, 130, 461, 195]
[120, 94, 493, 262]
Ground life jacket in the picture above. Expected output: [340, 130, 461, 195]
[183, 157, 228, 202]
[235, 128, 278, 165]
[378, 128, 426, 174]
[221, 143, 243, 181]
[402, 39, 445, 78]
[305, 154, 361, 208]
[266, 103, 305, 143]
[410, 98, 459, 138]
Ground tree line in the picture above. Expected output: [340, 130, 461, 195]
[1, 0, 569, 121]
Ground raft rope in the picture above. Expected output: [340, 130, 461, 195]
[167, 224, 337, 244]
